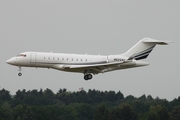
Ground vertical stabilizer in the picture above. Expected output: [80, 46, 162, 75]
[122, 38, 170, 60]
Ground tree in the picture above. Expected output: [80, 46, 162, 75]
[119, 103, 138, 120]
[0, 102, 12, 120]
[94, 104, 109, 120]
[22, 106, 34, 120]
[69, 103, 94, 120]
[12, 104, 26, 120]
[14, 90, 26, 100]
[0, 88, 11, 101]
[147, 95, 153, 100]
[170, 106, 180, 120]
[125, 95, 136, 101]
[116, 91, 124, 100]
[44, 88, 54, 99]
[147, 105, 169, 120]
[106, 91, 116, 102]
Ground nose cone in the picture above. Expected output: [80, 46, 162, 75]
[6, 58, 15, 65]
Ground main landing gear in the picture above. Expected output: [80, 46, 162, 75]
[84, 74, 93, 80]
[18, 66, 22, 76]
[84, 70, 93, 80]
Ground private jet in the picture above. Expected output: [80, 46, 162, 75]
[6, 38, 170, 80]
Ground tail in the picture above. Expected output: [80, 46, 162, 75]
[122, 38, 171, 60]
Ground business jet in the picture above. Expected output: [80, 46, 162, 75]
[6, 38, 170, 80]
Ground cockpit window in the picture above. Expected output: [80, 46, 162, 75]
[17, 54, 26, 57]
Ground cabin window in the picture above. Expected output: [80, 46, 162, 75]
[67, 58, 68, 61]
[81, 59, 82, 61]
[76, 59, 78, 61]
[44, 57, 45, 59]
[48, 57, 50, 60]
[86, 59, 87, 62]
[72, 58, 73, 61]
[62, 58, 64, 60]
[53, 58, 55, 60]
[58, 58, 59, 60]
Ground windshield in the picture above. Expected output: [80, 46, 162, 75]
[16, 54, 26, 57]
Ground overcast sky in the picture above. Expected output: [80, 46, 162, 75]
[1, 1, 179, 101]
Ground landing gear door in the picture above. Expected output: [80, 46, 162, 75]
[30, 53, 36, 66]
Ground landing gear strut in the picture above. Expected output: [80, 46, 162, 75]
[18, 66, 22, 76]
[84, 74, 93, 80]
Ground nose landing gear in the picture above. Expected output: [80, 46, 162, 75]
[18, 73, 22, 76]
[18, 66, 22, 76]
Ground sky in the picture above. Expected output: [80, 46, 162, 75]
[0, 1, 179, 101]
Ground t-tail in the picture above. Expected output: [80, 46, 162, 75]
[122, 38, 171, 60]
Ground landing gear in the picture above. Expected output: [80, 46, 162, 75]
[18, 73, 22, 76]
[18, 66, 22, 76]
[84, 74, 93, 80]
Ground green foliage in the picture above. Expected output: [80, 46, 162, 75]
[0, 102, 12, 120]
[147, 105, 169, 120]
[94, 104, 109, 120]
[170, 106, 180, 120]
[0, 88, 180, 119]
[12, 106, 35, 120]
[0, 88, 11, 101]
[110, 103, 138, 120]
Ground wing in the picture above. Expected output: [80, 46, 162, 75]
[52, 61, 124, 74]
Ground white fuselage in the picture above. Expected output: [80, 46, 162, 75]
[6, 52, 148, 74]
[7, 37, 169, 80]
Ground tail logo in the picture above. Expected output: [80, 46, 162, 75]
[129, 45, 155, 60]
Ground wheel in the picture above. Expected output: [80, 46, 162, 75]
[84, 75, 89, 80]
[18, 73, 22, 76]
[87, 74, 93, 79]
[84, 74, 93, 80]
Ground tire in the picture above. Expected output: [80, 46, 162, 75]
[84, 75, 88, 80]
[18, 73, 22, 76]
[87, 74, 92, 79]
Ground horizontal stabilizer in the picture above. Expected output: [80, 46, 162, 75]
[142, 38, 172, 45]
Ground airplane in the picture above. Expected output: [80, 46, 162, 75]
[6, 38, 171, 80]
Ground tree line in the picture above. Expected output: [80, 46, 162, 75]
[0, 88, 180, 120]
